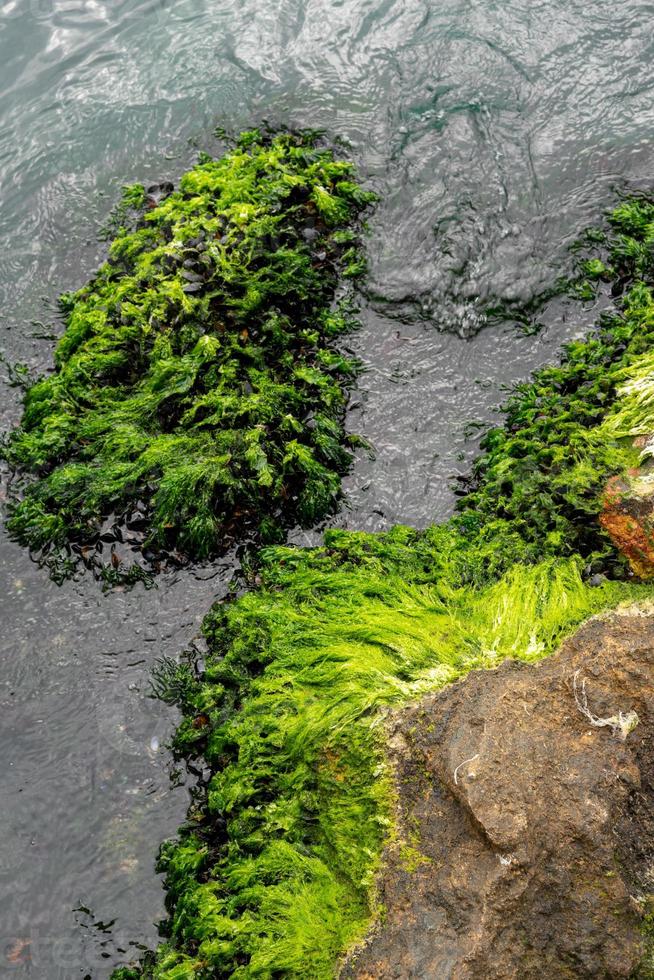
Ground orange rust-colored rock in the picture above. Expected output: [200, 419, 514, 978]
[343, 608, 654, 980]
[600, 472, 654, 580]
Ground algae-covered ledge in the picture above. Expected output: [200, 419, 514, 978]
[107, 195, 654, 978]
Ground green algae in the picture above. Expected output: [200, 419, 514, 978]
[1, 131, 374, 572]
[110, 195, 654, 979]
[460, 200, 654, 572]
[121, 548, 644, 980]
[634, 898, 654, 979]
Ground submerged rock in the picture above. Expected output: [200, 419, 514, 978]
[345, 607, 654, 979]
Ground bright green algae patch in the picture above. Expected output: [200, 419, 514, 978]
[118, 547, 644, 980]
[111, 196, 654, 979]
[2, 131, 374, 567]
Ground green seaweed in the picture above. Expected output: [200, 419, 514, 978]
[119, 542, 646, 980]
[111, 196, 654, 978]
[460, 199, 654, 572]
[2, 131, 374, 572]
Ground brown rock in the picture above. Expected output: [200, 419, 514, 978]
[343, 607, 654, 980]
[600, 471, 654, 580]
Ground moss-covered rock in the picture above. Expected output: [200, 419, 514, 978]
[2, 131, 374, 572]
[108, 195, 654, 978]
[634, 899, 654, 978]
[344, 606, 654, 979]
[144, 548, 646, 979]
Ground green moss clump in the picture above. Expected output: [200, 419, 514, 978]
[111, 197, 654, 979]
[2, 131, 375, 567]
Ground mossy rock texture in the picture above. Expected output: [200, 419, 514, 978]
[343, 607, 654, 979]
[109, 195, 654, 979]
[2, 130, 374, 572]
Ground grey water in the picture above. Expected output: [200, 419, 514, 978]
[1, 0, 653, 975]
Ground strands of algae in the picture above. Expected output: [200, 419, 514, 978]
[2, 130, 375, 577]
[26, 183, 648, 979]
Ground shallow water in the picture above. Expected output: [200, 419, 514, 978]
[1, 0, 653, 975]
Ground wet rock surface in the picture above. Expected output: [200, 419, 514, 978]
[344, 607, 654, 980]
[601, 468, 654, 581]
